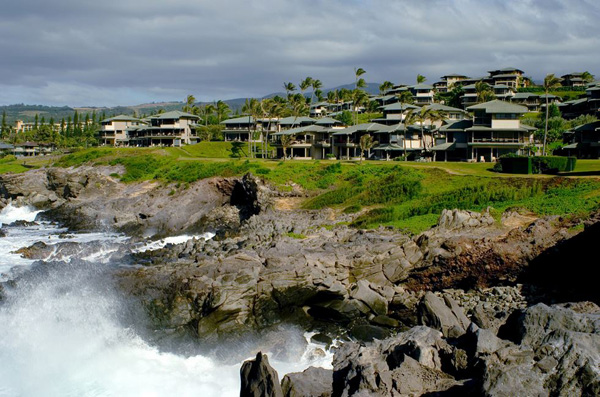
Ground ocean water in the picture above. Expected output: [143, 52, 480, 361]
[0, 204, 333, 397]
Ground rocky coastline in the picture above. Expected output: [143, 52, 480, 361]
[1, 166, 599, 395]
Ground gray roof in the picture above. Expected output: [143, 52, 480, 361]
[373, 143, 405, 151]
[431, 142, 457, 151]
[151, 110, 200, 120]
[512, 92, 540, 100]
[467, 100, 528, 114]
[278, 116, 316, 126]
[424, 103, 468, 113]
[0, 142, 14, 150]
[272, 125, 326, 136]
[411, 83, 434, 90]
[221, 116, 255, 124]
[332, 123, 388, 135]
[102, 115, 141, 123]
[315, 117, 343, 126]
[440, 120, 473, 131]
[380, 102, 420, 111]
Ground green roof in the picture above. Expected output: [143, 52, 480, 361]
[332, 123, 388, 135]
[424, 103, 468, 113]
[278, 116, 316, 126]
[467, 100, 528, 114]
[431, 142, 457, 151]
[381, 103, 420, 111]
[512, 92, 539, 100]
[102, 115, 141, 123]
[152, 110, 200, 120]
[272, 125, 325, 136]
[315, 117, 343, 126]
[221, 116, 255, 124]
[440, 120, 473, 131]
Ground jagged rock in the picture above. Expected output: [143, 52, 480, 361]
[281, 366, 332, 397]
[332, 328, 460, 396]
[349, 280, 388, 316]
[437, 208, 495, 230]
[417, 292, 470, 338]
[240, 352, 283, 397]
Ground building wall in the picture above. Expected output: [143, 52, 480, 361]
[491, 119, 520, 129]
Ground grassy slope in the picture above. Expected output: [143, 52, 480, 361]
[3, 144, 600, 234]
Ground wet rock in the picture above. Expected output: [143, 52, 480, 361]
[240, 352, 283, 397]
[281, 366, 332, 397]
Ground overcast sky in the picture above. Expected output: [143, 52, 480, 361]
[1, 0, 598, 107]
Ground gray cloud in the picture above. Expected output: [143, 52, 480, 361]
[0, 0, 598, 106]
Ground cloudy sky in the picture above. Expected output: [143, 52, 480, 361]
[1, 0, 598, 107]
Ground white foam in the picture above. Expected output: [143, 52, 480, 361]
[0, 203, 43, 226]
[133, 232, 215, 253]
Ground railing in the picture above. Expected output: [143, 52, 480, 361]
[471, 137, 527, 143]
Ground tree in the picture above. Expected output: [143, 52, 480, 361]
[417, 74, 427, 84]
[283, 82, 296, 100]
[379, 81, 394, 95]
[581, 71, 595, 83]
[311, 79, 322, 103]
[359, 134, 377, 164]
[395, 91, 415, 160]
[242, 98, 260, 158]
[280, 134, 294, 160]
[300, 77, 313, 101]
[542, 74, 562, 156]
[183, 95, 196, 113]
[335, 110, 353, 126]
[202, 103, 216, 126]
[216, 100, 230, 122]
[353, 68, 367, 125]
[1, 111, 7, 138]
[475, 81, 495, 103]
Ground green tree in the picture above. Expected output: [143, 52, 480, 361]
[1, 111, 7, 138]
[542, 74, 562, 155]
[283, 82, 296, 100]
[242, 98, 260, 158]
[300, 77, 313, 100]
[216, 100, 230, 122]
[335, 110, 353, 126]
[359, 134, 377, 164]
[581, 71, 595, 83]
[183, 94, 197, 113]
[475, 81, 495, 103]
[311, 79, 322, 103]
[417, 74, 427, 84]
[280, 134, 294, 160]
[379, 81, 394, 95]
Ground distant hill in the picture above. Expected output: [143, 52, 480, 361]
[0, 83, 382, 124]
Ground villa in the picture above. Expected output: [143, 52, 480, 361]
[99, 115, 145, 146]
[433, 100, 536, 162]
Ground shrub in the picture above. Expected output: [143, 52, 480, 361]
[343, 204, 362, 214]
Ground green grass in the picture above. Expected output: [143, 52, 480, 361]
[11, 146, 600, 235]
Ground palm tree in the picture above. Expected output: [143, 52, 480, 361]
[314, 89, 324, 102]
[183, 94, 196, 113]
[402, 109, 417, 160]
[359, 134, 378, 164]
[300, 77, 313, 101]
[283, 82, 296, 100]
[475, 81, 495, 103]
[280, 134, 294, 160]
[202, 103, 216, 126]
[542, 73, 562, 156]
[427, 110, 446, 156]
[417, 74, 427, 84]
[215, 100, 230, 123]
[311, 79, 322, 103]
[242, 98, 259, 158]
[396, 92, 416, 160]
[379, 81, 394, 95]
[581, 71, 595, 83]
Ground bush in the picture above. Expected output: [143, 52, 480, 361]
[531, 156, 576, 174]
[343, 204, 362, 214]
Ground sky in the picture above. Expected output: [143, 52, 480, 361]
[0, 0, 598, 107]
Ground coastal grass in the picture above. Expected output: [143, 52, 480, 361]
[23, 146, 600, 235]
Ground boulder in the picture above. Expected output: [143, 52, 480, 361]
[281, 366, 332, 397]
[417, 292, 470, 338]
[240, 352, 283, 397]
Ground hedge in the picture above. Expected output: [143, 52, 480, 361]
[499, 155, 576, 174]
